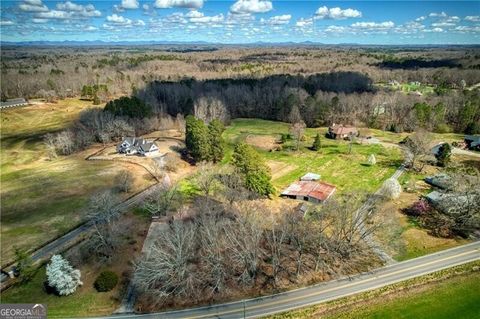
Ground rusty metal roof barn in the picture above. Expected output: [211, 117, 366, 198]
[281, 180, 336, 202]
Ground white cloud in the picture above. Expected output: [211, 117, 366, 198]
[121, 0, 139, 9]
[454, 25, 480, 32]
[261, 14, 291, 25]
[432, 27, 444, 32]
[190, 13, 224, 24]
[295, 17, 313, 28]
[107, 13, 131, 25]
[415, 16, 426, 22]
[351, 21, 395, 29]
[154, 0, 203, 9]
[465, 16, 480, 22]
[32, 18, 48, 23]
[0, 20, 15, 26]
[78, 9, 101, 18]
[35, 10, 72, 19]
[429, 12, 447, 18]
[315, 6, 361, 20]
[143, 4, 150, 10]
[225, 12, 255, 25]
[84, 25, 98, 31]
[325, 25, 346, 33]
[24, 0, 44, 5]
[230, 0, 272, 14]
[186, 10, 203, 18]
[37, 2, 101, 19]
[56, 1, 83, 11]
[432, 22, 455, 27]
[19, 0, 49, 12]
[106, 13, 145, 27]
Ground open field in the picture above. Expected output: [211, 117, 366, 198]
[0, 99, 155, 265]
[223, 118, 403, 194]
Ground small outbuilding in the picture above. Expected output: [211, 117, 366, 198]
[281, 180, 336, 203]
[326, 124, 358, 140]
[300, 173, 321, 181]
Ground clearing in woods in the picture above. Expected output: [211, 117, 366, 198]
[223, 118, 403, 194]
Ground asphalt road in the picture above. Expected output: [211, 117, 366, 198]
[94, 241, 480, 319]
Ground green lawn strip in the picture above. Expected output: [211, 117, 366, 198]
[268, 261, 480, 319]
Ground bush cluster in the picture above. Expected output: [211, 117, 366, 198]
[94, 270, 119, 292]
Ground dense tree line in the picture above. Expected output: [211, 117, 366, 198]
[138, 74, 479, 134]
[137, 72, 373, 123]
[2, 46, 479, 101]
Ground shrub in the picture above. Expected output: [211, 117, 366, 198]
[434, 123, 452, 134]
[94, 270, 119, 292]
[403, 199, 432, 217]
[164, 153, 180, 172]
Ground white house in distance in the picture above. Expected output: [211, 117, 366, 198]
[117, 137, 159, 156]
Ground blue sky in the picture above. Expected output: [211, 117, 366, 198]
[1, 1, 479, 44]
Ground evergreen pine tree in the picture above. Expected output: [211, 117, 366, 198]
[232, 143, 274, 196]
[208, 119, 225, 163]
[436, 143, 452, 167]
[312, 133, 321, 151]
[185, 115, 210, 162]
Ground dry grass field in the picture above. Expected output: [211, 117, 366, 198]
[0, 99, 155, 265]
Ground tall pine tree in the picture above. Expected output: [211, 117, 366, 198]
[312, 133, 321, 151]
[185, 115, 210, 162]
[232, 143, 274, 196]
[208, 119, 225, 163]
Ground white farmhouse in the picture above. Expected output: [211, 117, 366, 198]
[117, 137, 159, 156]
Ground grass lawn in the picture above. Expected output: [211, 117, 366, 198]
[375, 191, 469, 262]
[0, 212, 149, 318]
[0, 99, 154, 265]
[223, 119, 403, 194]
[322, 271, 480, 319]
[0, 266, 119, 318]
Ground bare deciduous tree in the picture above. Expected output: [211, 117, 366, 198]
[194, 162, 219, 197]
[290, 121, 306, 151]
[135, 221, 198, 299]
[86, 191, 121, 261]
[115, 170, 134, 193]
[403, 130, 433, 172]
[225, 207, 264, 285]
[144, 185, 181, 217]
